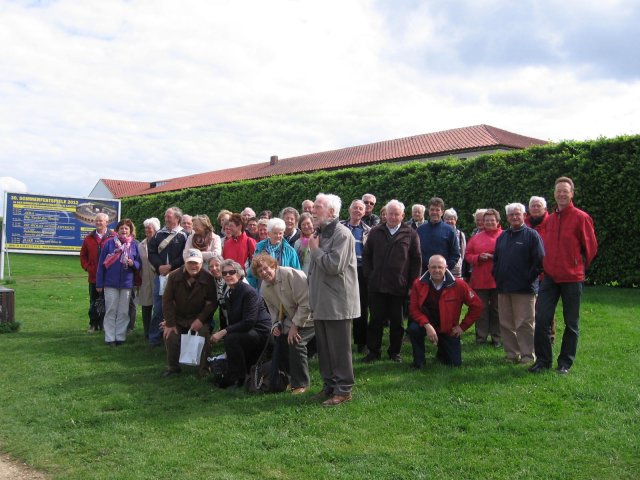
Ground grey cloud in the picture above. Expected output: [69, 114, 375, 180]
[379, 0, 640, 81]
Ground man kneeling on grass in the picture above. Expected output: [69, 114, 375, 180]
[407, 255, 483, 368]
[161, 249, 217, 377]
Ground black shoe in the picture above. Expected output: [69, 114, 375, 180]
[528, 363, 550, 373]
[409, 362, 424, 370]
[556, 365, 570, 375]
[389, 354, 402, 363]
[362, 352, 380, 363]
[216, 377, 242, 389]
[162, 368, 181, 377]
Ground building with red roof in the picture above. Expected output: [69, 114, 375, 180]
[89, 124, 547, 199]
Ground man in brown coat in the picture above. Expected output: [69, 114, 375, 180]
[161, 249, 217, 377]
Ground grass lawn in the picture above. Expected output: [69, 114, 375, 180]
[0, 253, 638, 479]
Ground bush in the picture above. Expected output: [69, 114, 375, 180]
[122, 135, 640, 287]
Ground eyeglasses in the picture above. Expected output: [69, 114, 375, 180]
[363, 201, 375, 205]
[221, 270, 237, 276]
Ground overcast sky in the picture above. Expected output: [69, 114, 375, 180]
[1, 0, 639, 210]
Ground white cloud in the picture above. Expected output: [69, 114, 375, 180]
[0, 0, 638, 199]
[0, 177, 28, 216]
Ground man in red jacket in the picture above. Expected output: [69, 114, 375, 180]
[529, 177, 598, 374]
[80, 213, 116, 333]
[407, 255, 483, 368]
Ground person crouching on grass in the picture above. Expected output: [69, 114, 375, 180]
[161, 249, 217, 377]
[407, 255, 483, 368]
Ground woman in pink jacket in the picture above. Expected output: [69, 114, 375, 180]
[465, 208, 503, 347]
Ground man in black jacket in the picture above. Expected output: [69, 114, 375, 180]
[362, 200, 421, 363]
[492, 202, 544, 364]
[147, 206, 188, 346]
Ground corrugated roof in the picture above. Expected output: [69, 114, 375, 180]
[104, 124, 547, 198]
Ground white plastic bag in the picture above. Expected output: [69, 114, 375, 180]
[179, 329, 205, 366]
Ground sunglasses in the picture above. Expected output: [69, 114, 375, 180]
[221, 270, 237, 276]
[363, 201, 375, 205]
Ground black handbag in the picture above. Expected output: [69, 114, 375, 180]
[245, 338, 288, 394]
[95, 295, 106, 319]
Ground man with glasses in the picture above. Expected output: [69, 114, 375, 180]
[361, 193, 380, 227]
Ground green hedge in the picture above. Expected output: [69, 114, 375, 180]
[122, 135, 640, 287]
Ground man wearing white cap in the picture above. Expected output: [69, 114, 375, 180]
[161, 248, 217, 377]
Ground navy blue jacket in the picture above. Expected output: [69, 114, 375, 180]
[492, 225, 545, 294]
[416, 220, 460, 273]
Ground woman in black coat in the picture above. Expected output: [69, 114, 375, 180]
[210, 259, 271, 388]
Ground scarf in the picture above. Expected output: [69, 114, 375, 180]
[192, 232, 213, 251]
[103, 234, 133, 269]
[265, 241, 283, 263]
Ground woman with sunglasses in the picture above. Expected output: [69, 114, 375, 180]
[210, 259, 271, 388]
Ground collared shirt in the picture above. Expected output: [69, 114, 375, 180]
[344, 222, 365, 266]
[387, 224, 401, 236]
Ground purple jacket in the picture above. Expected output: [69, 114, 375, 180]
[96, 237, 141, 289]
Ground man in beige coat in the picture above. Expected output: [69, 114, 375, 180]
[308, 193, 360, 406]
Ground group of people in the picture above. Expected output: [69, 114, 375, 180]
[80, 176, 597, 407]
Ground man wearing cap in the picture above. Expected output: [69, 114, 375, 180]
[161, 248, 217, 377]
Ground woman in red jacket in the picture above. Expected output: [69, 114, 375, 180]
[464, 208, 503, 346]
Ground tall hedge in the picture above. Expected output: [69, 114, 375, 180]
[122, 135, 640, 287]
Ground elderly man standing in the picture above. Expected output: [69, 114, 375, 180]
[492, 203, 545, 364]
[147, 206, 189, 347]
[417, 197, 460, 274]
[361, 193, 380, 227]
[308, 193, 360, 406]
[362, 200, 421, 363]
[529, 177, 597, 374]
[340, 199, 371, 353]
[80, 213, 116, 333]
[162, 249, 217, 377]
[407, 204, 426, 230]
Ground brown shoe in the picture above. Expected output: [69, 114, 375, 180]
[310, 390, 331, 402]
[322, 393, 352, 407]
[291, 387, 308, 395]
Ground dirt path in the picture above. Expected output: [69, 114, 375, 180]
[0, 454, 48, 480]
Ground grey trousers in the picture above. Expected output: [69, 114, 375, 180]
[103, 287, 131, 343]
[314, 319, 354, 396]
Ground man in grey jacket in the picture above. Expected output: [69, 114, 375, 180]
[308, 193, 360, 406]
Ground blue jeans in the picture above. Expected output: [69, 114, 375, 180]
[148, 275, 164, 346]
[407, 321, 462, 367]
[534, 276, 583, 368]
